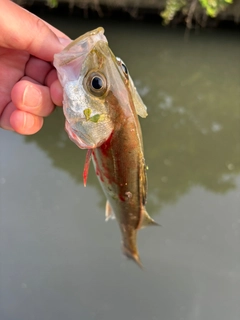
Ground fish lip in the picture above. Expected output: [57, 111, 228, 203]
[65, 120, 113, 150]
[65, 120, 97, 149]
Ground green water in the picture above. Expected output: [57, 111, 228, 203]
[1, 14, 240, 320]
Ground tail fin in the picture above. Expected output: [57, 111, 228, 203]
[122, 245, 143, 269]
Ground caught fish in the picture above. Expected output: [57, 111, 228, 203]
[54, 27, 158, 267]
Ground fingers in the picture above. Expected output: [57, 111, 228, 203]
[10, 110, 44, 135]
[0, 1, 70, 135]
[1, 72, 64, 135]
[25, 57, 52, 84]
[45, 70, 64, 107]
[0, 102, 43, 134]
[24, 57, 64, 106]
[11, 80, 55, 117]
[50, 79, 64, 107]
[8, 77, 64, 135]
[1, 0, 71, 61]
[0, 102, 16, 131]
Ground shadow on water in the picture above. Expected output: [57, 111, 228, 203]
[25, 17, 240, 216]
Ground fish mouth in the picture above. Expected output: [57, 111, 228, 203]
[53, 27, 108, 86]
[65, 121, 97, 149]
[65, 27, 105, 51]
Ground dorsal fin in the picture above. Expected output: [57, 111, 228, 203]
[138, 157, 148, 207]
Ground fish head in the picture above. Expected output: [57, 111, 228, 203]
[82, 40, 148, 123]
[53, 27, 148, 149]
[54, 28, 113, 149]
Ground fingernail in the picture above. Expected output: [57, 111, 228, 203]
[22, 85, 41, 109]
[22, 112, 35, 130]
[58, 37, 71, 47]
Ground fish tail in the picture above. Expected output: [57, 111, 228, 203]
[122, 244, 143, 269]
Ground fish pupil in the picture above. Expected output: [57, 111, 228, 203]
[91, 76, 103, 90]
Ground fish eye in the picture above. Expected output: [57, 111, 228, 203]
[85, 72, 107, 97]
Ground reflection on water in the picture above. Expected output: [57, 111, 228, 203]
[25, 16, 240, 215]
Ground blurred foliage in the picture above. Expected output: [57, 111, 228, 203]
[161, 0, 233, 24]
[161, 0, 187, 24]
[199, 0, 233, 17]
[42, 0, 234, 26]
[47, 0, 58, 8]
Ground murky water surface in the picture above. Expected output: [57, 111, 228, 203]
[1, 13, 240, 320]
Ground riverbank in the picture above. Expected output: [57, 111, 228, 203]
[15, 0, 240, 26]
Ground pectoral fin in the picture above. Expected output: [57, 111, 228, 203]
[105, 201, 115, 221]
[83, 149, 92, 187]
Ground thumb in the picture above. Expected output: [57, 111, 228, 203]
[1, 0, 70, 61]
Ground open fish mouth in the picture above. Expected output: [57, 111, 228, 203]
[53, 27, 107, 85]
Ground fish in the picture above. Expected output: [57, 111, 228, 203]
[54, 27, 158, 267]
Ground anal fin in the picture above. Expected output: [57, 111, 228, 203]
[139, 210, 160, 229]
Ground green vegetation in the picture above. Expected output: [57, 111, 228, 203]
[161, 0, 186, 24]
[44, 0, 234, 26]
[161, 0, 233, 24]
[199, 0, 232, 17]
[47, 0, 58, 8]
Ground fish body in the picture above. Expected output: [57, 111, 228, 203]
[54, 28, 157, 266]
[92, 117, 154, 267]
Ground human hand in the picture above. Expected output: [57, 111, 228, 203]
[0, 0, 71, 134]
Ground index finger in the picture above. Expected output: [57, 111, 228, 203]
[1, 0, 71, 61]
